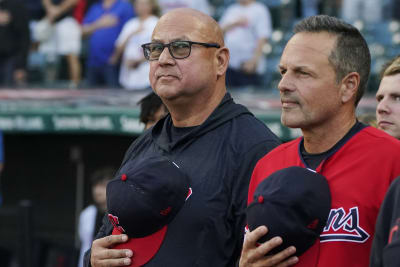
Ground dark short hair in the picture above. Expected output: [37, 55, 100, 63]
[138, 92, 165, 125]
[380, 55, 400, 79]
[90, 167, 116, 187]
[294, 15, 371, 106]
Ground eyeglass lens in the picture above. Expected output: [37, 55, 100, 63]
[147, 41, 191, 60]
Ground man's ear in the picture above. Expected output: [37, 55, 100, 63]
[340, 72, 360, 104]
[215, 47, 229, 79]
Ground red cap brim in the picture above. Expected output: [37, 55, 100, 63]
[111, 226, 167, 267]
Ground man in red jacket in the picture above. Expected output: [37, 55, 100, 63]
[239, 15, 400, 267]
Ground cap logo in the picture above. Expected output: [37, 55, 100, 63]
[108, 214, 126, 233]
[307, 219, 319, 229]
[186, 188, 193, 201]
[121, 174, 127, 181]
[160, 207, 172, 216]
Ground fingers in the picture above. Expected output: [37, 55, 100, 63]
[91, 235, 133, 267]
[92, 257, 132, 267]
[260, 246, 298, 267]
[240, 226, 298, 267]
[243, 225, 268, 250]
[99, 234, 129, 248]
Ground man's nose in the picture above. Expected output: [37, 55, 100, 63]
[377, 98, 390, 114]
[278, 72, 295, 93]
[158, 46, 175, 65]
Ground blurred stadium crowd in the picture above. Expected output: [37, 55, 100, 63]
[1, 0, 400, 93]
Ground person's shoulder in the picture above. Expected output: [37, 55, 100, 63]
[232, 112, 280, 143]
[264, 138, 299, 156]
[358, 126, 400, 148]
[251, 138, 298, 166]
[130, 129, 153, 148]
[122, 129, 154, 158]
[390, 176, 400, 191]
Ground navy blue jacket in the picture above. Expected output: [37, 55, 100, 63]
[370, 176, 400, 267]
[84, 93, 280, 266]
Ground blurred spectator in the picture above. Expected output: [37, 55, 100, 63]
[138, 92, 168, 129]
[39, 0, 82, 87]
[341, 0, 383, 24]
[158, 0, 212, 16]
[26, 0, 46, 21]
[392, 0, 400, 21]
[219, 0, 272, 88]
[73, 0, 99, 23]
[295, 0, 318, 18]
[0, 0, 30, 87]
[77, 167, 115, 267]
[110, 0, 159, 90]
[375, 55, 400, 140]
[318, 0, 341, 17]
[82, 0, 134, 88]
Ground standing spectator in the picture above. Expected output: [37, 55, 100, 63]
[82, 0, 134, 88]
[110, 0, 159, 90]
[84, 8, 280, 267]
[375, 55, 400, 140]
[41, 0, 82, 87]
[341, 0, 383, 24]
[78, 167, 115, 267]
[240, 15, 400, 267]
[219, 0, 272, 88]
[158, 0, 212, 16]
[73, 0, 99, 24]
[0, 0, 30, 87]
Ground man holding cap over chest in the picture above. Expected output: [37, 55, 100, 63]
[240, 15, 400, 267]
[246, 167, 331, 258]
[85, 7, 280, 267]
[106, 156, 192, 267]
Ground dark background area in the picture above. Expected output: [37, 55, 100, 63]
[0, 133, 137, 267]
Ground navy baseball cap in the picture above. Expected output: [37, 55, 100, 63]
[246, 166, 331, 256]
[106, 156, 191, 267]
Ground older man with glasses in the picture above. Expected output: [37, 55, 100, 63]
[83, 7, 280, 267]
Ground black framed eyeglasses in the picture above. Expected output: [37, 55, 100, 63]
[141, 41, 221, 61]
